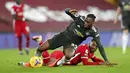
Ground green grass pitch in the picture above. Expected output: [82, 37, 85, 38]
[0, 47, 130, 73]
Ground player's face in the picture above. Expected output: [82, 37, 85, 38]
[15, 0, 21, 5]
[89, 41, 97, 53]
[84, 17, 94, 28]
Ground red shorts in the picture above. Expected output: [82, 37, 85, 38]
[50, 50, 64, 59]
[13, 20, 30, 37]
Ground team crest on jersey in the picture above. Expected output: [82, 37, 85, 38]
[77, 25, 80, 28]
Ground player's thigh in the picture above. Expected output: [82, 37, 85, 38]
[63, 44, 76, 59]
[48, 32, 69, 49]
[122, 19, 130, 30]
[50, 50, 64, 59]
[14, 24, 22, 37]
[128, 25, 130, 32]
[23, 24, 30, 35]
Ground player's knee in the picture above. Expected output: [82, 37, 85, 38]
[64, 48, 75, 59]
[65, 54, 73, 60]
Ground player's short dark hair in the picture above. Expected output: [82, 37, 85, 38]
[91, 39, 96, 42]
[87, 14, 96, 20]
[91, 39, 97, 47]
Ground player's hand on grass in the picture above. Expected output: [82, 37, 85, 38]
[110, 62, 118, 65]
[105, 62, 114, 67]
[99, 61, 115, 67]
[104, 61, 118, 67]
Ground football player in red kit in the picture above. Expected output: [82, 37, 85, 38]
[63, 39, 104, 65]
[11, 0, 30, 55]
[49, 39, 105, 67]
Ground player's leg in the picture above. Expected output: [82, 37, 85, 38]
[18, 62, 31, 67]
[63, 45, 75, 62]
[17, 35, 23, 55]
[122, 29, 128, 54]
[34, 41, 50, 56]
[14, 22, 23, 55]
[33, 32, 65, 56]
[32, 35, 43, 45]
[23, 23, 30, 55]
[24, 34, 30, 55]
[48, 50, 64, 67]
[42, 50, 50, 66]
[121, 20, 129, 54]
[56, 44, 76, 66]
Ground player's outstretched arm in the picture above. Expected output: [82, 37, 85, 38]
[81, 58, 103, 65]
[91, 56, 104, 62]
[114, 6, 121, 24]
[94, 37, 108, 62]
[65, 8, 79, 20]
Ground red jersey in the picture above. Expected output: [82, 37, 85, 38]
[11, 3, 29, 37]
[11, 3, 24, 21]
[68, 44, 104, 65]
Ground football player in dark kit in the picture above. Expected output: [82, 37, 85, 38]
[114, 0, 130, 54]
[33, 8, 112, 66]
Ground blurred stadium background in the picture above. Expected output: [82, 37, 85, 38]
[0, 0, 128, 49]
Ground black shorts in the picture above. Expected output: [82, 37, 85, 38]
[48, 31, 73, 50]
[122, 18, 130, 31]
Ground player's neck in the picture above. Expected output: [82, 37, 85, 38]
[15, 3, 21, 6]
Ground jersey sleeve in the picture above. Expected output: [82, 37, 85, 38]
[91, 55, 104, 62]
[42, 51, 50, 64]
[91, 26, 108, 61]
[81, 58, 101, 65]
[65, 8, 80, 20]
[94, 35, 108, 61]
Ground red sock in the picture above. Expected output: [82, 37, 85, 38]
[39, 41, 44, 46]
[18, 36, 22, 51]
[24, 62, 31, 67]
[42, 51, 50, 65]
[26, 35, 30, 48]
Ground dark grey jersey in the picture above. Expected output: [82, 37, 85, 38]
[119, 0, 130, 18]
[65, 8, 99, 44]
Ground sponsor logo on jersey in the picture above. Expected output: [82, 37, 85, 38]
[74, 29, 84, 37]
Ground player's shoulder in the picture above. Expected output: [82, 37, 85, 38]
[12, 4, 16, 8]
[91, 25, 98, 32]
[80, 44, 88, 47]
[78, 44, 89, 50]
[79, 15, 85, 21]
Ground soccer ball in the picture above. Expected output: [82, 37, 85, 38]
[29, 56, 43, 68]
